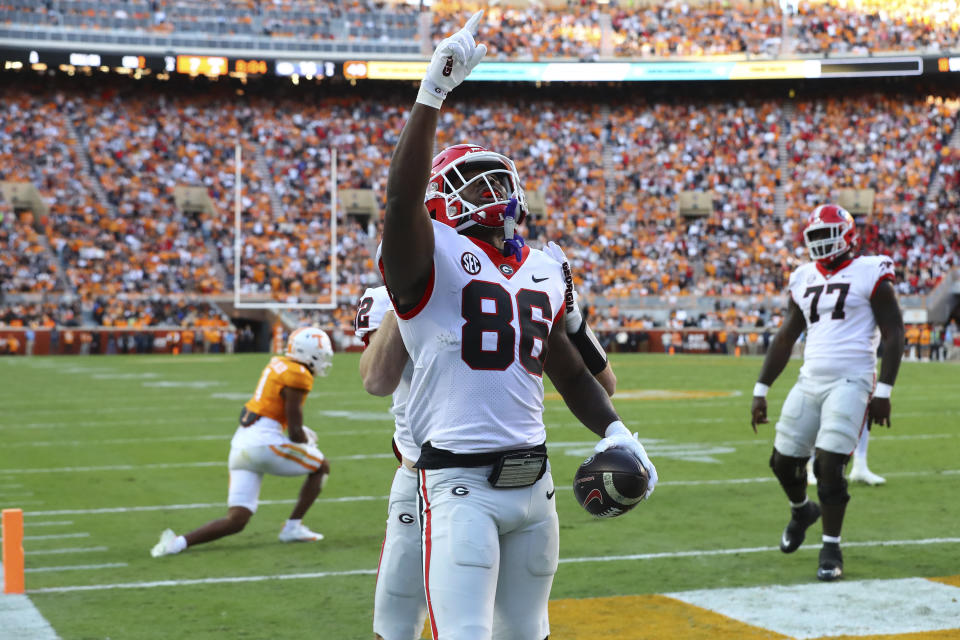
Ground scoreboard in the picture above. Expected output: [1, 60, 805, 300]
[1, 45, 956, 83]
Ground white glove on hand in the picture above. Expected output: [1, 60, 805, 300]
[595, 421, 658, 500]
[302, 426, 318, 447]
[543, 241, 583, 333]
[417, 10, 487, 109]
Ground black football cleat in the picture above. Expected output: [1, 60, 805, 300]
[817, 542, 844, 581]
[779, 501, 821, 554]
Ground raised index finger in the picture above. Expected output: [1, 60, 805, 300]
[464, 10, 484, 36]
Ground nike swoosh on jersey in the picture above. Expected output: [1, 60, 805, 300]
[532, 275, 549, 283]
[546, 489, 556, 500]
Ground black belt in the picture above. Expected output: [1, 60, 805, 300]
[415, 441, 547, 469]
[416, 441, 549, 489]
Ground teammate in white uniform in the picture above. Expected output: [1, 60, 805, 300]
[378, 12, 656, 640]
[358, 246, 617, 640]
[151, 328, 334, 557]
[751, 204, 905, 582]
[356, 285, 426, 640]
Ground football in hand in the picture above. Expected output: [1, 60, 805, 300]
[573, 447, 649, 518]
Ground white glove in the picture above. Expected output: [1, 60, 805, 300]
[543, 241, 583, 333]
[417, 10, 487, 109]
[595, 421, 658, 500]
[302, 426, 318, 447]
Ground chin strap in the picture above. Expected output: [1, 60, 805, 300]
[502, 196, 524, 261]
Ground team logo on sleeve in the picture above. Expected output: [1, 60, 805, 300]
[461, 252, 481, 275]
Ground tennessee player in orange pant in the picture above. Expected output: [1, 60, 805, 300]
[151, 327, 334, 557]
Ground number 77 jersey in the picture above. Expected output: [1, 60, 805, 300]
[383, 220, 566, 455]
[789, 255, 896, 378]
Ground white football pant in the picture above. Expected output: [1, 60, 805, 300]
[227, 440, 326, 513]
[774, 371, 874, 458]
[418, 465, 557, 640]
[374, 466, 428, 640]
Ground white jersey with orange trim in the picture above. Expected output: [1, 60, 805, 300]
[355, 285, 419, 463]
[788, 255, 896, 378]
[384, 220, 566, 455]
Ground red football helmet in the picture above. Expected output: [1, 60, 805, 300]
[803, 204, 858, 264]
[425, 144, 528, 231]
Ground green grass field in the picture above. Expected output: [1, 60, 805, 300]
[1, 353, 958, 639]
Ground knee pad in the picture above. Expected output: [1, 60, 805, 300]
[814, 453, 850, 506]
[769, 449, 808, 492]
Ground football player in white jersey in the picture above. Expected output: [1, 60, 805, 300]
[751, 204, 905, 582]
[378, 12, 656, 640]
[357, 246, 617, 640]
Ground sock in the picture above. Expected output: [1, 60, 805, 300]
[790, 498, 809, 509]
[173, 535, 188, 553]
[284, 519, 301, 529]
[854, 429, 869, 461]
[822, 535, 841, 544]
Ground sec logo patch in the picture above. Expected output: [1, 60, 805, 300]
[461, 252, 481, 275]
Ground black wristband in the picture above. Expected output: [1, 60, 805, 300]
[569, 320, 607, 376]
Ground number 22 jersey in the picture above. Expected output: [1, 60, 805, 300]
[388, 220, 566, 455]
[788, 255, 895, 378]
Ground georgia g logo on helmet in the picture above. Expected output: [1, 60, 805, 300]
[803, 204, 858, 264]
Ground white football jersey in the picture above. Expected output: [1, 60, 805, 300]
[788, 255, 896, 378]
[385, 220, 566, 454]
[355, 286, 419, 463]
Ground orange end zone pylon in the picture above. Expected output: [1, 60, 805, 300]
[2, 508, 25, 594]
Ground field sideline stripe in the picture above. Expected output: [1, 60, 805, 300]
[24, 537, 960, 594]
[21, 468, 960, 517]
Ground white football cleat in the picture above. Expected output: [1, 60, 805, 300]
[278, 522, 324, 543]
[150, 528, 180, 557]
[849, 465, 886, 486]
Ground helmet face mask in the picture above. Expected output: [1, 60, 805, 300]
[285, 327, 333, 376]
[803, 204, 858, 264]
[426, 144, 528, 232]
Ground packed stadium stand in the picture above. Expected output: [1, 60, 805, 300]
[1, 0, 959, 355]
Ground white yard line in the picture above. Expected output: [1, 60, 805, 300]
[22, 533, 89, 541]
[23, 537, 960, 594]
[24, 563, 126, 573]
[18, 467, 960, 518]
[27, 547, 108, 556]
[26, 495, 386, 517]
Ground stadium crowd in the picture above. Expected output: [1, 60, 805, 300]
[1, 81, 957, 335]
[2, 0, 958, 57]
